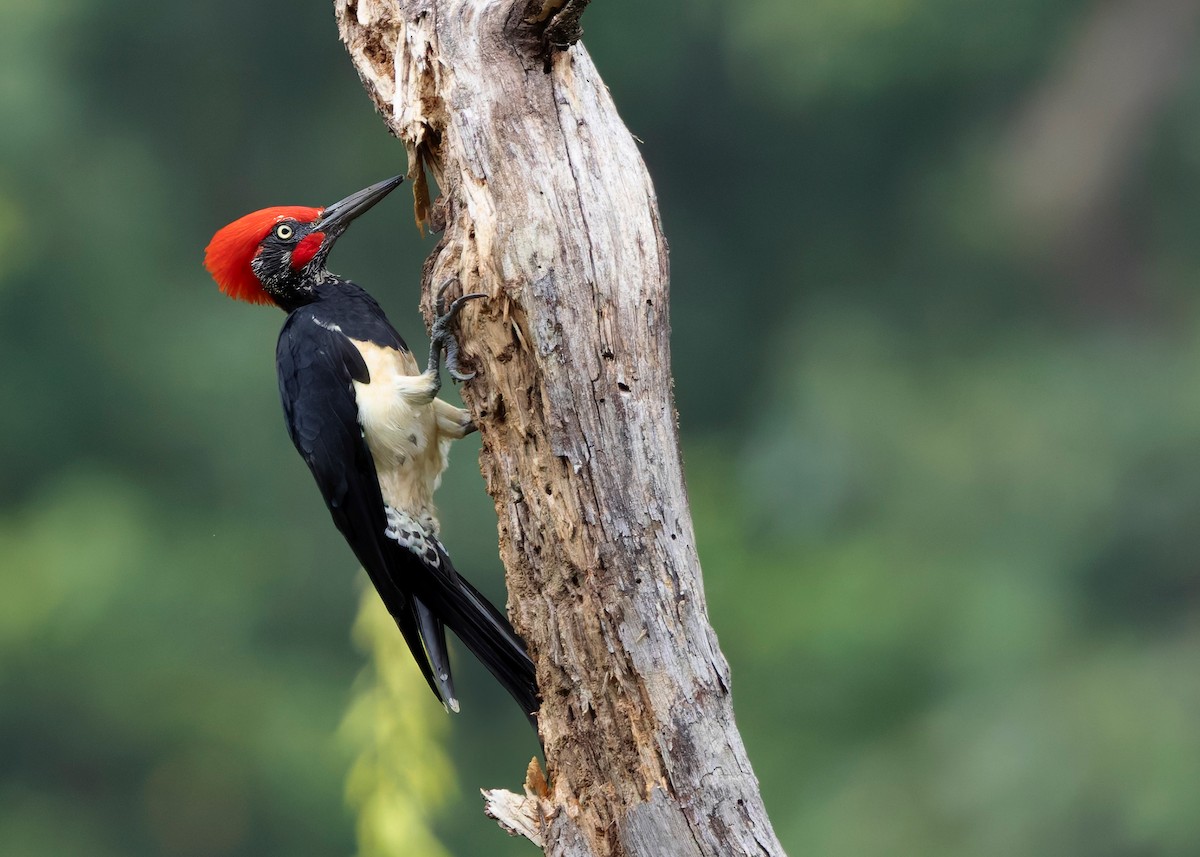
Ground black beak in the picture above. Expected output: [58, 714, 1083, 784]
[313, 175, 404, 239]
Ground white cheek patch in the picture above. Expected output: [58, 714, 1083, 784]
[384, 506, 442, 569]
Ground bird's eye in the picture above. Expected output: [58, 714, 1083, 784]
[275, 223, 294, 240]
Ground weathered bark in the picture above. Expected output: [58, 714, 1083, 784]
[334, 3, 785, 855]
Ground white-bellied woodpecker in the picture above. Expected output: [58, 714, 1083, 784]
[204, 176, 538, 723]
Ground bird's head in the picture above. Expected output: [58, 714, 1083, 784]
[204, 175, 403, 310]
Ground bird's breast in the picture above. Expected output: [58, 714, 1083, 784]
[348, 338, 449, 518]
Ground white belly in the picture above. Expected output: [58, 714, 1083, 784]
[349, 339, 451, 519]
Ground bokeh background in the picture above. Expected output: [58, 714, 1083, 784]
[3, 1, 1199, 855]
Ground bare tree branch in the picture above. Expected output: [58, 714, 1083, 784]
[335, 2, 786, 854]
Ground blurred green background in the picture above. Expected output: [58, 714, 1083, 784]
[3, 0, 1199, 855]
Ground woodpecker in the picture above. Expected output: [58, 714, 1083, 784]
[204, 176, 538, 722]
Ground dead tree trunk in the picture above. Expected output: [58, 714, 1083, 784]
[335, 2, 786, 855]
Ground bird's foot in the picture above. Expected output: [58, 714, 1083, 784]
[430, 280, 486, 382]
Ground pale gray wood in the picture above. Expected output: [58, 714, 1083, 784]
[482, 787, 547, 847]
[335, 2, 787, 855]
[617, 789, 706, 857]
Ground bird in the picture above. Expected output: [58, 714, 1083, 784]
[203, 175, 539, 723]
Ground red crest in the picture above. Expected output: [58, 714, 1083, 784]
[204, 206, 322, 305]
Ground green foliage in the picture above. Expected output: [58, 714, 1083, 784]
[2, 0, 1199, 855]
[342, 588, 455, 857]
[697, 309, 1200, 855]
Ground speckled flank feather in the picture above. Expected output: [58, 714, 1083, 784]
[385, 507, 444, 568]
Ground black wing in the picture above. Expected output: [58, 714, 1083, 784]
[276, 311, 538, 720]
[276, 312, 450, 706]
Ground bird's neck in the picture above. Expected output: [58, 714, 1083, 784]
[272, 273, 329, 313]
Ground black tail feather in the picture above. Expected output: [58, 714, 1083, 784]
[447, 572, 540, 725]
[398, 546, 539, 726]
[414, 599, 459, 712]
[364, 539, 539, 726]
[361, 566, 446, 706]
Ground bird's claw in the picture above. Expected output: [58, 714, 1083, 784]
[429, 280, 486, 383]
[443, 335, 477, 382]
